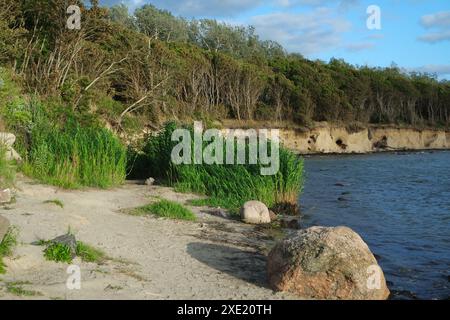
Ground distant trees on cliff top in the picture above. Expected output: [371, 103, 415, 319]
[1, 0, 449, 132]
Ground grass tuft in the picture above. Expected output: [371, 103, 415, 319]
[41, 239, 107, 264]
[43, 243, 73, 263]
[76, 241, 107, 264]
[0, 227, 18, 274]
[6, 281, 42, 297]
[43, 199, 64, 208]
[133, 199, 196, 221]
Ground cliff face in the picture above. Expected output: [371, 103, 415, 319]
[279, 125, 450, 154]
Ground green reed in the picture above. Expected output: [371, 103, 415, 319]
[136, 122, 304, 213]
[24, 125, 126, 189]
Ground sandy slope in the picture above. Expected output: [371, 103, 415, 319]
[0, 176, 296, 300]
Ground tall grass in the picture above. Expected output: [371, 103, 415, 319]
[24, 125, 127, 189]
[135, 122, 304, 213]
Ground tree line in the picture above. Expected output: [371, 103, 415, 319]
[1, 0, 449, 133]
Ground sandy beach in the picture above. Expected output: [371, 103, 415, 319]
[0, 176, 297, 300]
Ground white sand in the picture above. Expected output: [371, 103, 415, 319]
[0, 176, 296, 300]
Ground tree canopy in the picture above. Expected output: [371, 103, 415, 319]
[0, 0, 449, 132]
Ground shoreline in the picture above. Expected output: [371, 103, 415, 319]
[299, 148, 450, 157]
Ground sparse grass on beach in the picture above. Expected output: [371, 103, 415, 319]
[0, 227, 18, 274]
[76, 241, 107, 264]
[6, 281, 42, 297]
[43, 199, 64, 208]
[133, 199, 196, 221]
[42, 240, 108, 264]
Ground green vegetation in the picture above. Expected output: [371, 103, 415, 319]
[41, 238, 107, 264]
[76, 241, 107, 264]
[43, 199, 64, 208]
[173, 150, 303, 213]
[43, 242, 73, 263]
[0, 0, 448, 136]
[135, 123, 304, 214]
[0, 145, 15, 189]
[0, 227, 18, 274]
[0, 1, 448, 200]
[6, 281, 42, 297]
[22, 123, 127, 189]
[133, 199, 196, 221]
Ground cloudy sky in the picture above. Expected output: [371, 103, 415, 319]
[100, 0, 450, 79]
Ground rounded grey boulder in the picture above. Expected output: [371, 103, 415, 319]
[240, 201, 271, 224]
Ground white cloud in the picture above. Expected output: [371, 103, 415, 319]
[420, 11, 450, 29]
[113, 0, 263, 17]
[411, 64, 450, 77]
[276, 0, 359, 10]
[250, 8, 352, 55]
[418, 31, 450, 44]
[419, 11, 450, 44]
[105, 0, 360, 16]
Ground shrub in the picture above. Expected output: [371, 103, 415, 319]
[133, 199, 196, 221]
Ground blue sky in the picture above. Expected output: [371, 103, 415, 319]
[101, 0, 450, 79]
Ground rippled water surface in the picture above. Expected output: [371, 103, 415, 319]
[301, 151, 450, 300]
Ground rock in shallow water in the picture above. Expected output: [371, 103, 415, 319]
[267, 226, 390, 300]
[240, 201, 271, 224]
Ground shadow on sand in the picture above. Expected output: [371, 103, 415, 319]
[186, 242, 269, 288]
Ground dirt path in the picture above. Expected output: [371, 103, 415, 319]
[0, 176, 296, 300]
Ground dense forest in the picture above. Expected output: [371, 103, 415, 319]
[1, 0, 450, 135]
